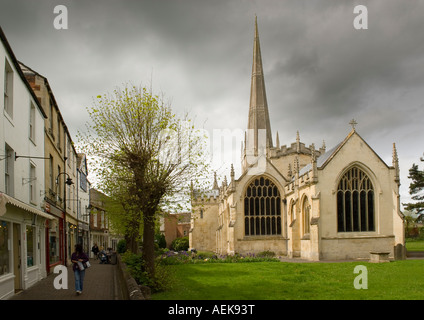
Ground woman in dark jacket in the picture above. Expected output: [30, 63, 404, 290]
[71, 244, 89, 295]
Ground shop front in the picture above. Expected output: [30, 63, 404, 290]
[44, 202, 65, 273]
[66, 215, 78, 264]
[0, 193, 51, 300]
[78, 222, 90, 255]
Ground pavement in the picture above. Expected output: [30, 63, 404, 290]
[8, 257, 124, 300]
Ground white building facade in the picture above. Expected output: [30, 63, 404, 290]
[0, 27, 52, 300]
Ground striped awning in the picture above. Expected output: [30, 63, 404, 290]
[0, 193, 53, 220]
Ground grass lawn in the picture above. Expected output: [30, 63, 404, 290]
[151, 260, 424, 300]
[405, 239, 424, 251]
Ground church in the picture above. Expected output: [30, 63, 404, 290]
[189, 18, 405, 261]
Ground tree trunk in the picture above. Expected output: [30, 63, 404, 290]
[125, 233, 139, 254]
[142, 211, 156, 278]
[125, 218, 140, 254]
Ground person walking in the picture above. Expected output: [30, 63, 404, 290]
[71, 244, 89, 295]
[91, 243, 99, 259]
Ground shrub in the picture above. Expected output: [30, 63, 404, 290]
[171, 236, 189, 251]
[121, 251, 175, 293]
[155, 233, 167, 249]
[157, 251, 280, 265]
[257, 250, 275, 258]
[117, 239, 127, 254]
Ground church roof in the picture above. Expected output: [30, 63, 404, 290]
[296, 129, 390, 179]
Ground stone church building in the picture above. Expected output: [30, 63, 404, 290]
[189, 18, 405, 261]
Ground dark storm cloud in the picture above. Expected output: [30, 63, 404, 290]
[1, 0, 423, 202]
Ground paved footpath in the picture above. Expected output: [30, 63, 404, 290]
[9, 258, 124, 300]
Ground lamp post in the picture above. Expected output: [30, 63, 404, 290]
[56, 171, 73, 266]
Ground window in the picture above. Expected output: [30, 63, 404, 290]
[67, 184, 71, 209]
[29, 163, 36, 203]
[57, 116, 61, 151]
[80, 172, 87, 192]
[57, 165, 61, 202]
[49, 155, 54, 191]
[244, 177, 281, 236]
[67, 137, 71, 168]
[337, 167, 375, 232]
[72, 185, 76, 213]
[49, 99, 54, 135]
[0, 220, 10, 276]
[92, 208, 97, 227]
[49, 220, 60, 264]
[5, 144, 14, 196]
[302, 197, 310, 235]
[4, 59, 13, 117]
[29, 102, 36, 142]
[200, 209, 203, 219]
[26, 225, 36, 267]
[101, 211, 105, 228]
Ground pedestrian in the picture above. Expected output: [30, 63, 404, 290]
[92, 243, 99, 259]
[71, 243, 89, 295]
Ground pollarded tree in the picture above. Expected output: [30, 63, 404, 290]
[79, 84, 209, 278]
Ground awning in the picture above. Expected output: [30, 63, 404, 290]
[0, 193, 53, 220]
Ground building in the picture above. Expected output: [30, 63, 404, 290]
[190, 18, 405, 261]
[89, 188, 111, 254]
[76, 153, 90, 254]
[0, 27, 52, 299]
[64, 132, 78, 263]
[161, 213, 191, 249]
[20, 62, 71, 270]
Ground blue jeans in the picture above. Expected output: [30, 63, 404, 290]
[74, 269, 85, 292]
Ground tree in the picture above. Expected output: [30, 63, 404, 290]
[79, 84, 209, 278]
[403, 162, 424, 219]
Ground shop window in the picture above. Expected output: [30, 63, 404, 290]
[49, 220, 60, 264]
[0, 220, 10, 276]
[26, 225, 36, 267]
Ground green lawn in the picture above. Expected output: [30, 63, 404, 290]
[151, 260, 424, 300]
[406, 239, 424, 251]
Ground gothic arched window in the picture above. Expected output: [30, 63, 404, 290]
[337, 167, 375, 232]
[244, 177, 281, 236]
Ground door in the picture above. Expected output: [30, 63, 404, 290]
[13, 223, 22, 292]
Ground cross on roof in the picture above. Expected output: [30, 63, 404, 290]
[349, 119, 358, 130]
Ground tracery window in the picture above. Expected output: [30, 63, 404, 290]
[244, 177, 281, 236]
[337, 167, 375, 232]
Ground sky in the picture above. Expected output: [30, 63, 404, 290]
[1, 0, 423, 207]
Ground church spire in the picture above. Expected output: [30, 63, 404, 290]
[247, 16, 273, 155]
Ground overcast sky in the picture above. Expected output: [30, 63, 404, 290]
[1, 0, 423, 206]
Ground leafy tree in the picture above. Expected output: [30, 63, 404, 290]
[79, 84, 209, 278]
[403, 163, 424, 219]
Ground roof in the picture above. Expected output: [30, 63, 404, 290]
[0, 26, 47, 118]
[19, 60, 78, 154]
[296, 129, 390, 179]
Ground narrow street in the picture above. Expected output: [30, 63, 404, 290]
[9, 259, 123, 300]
